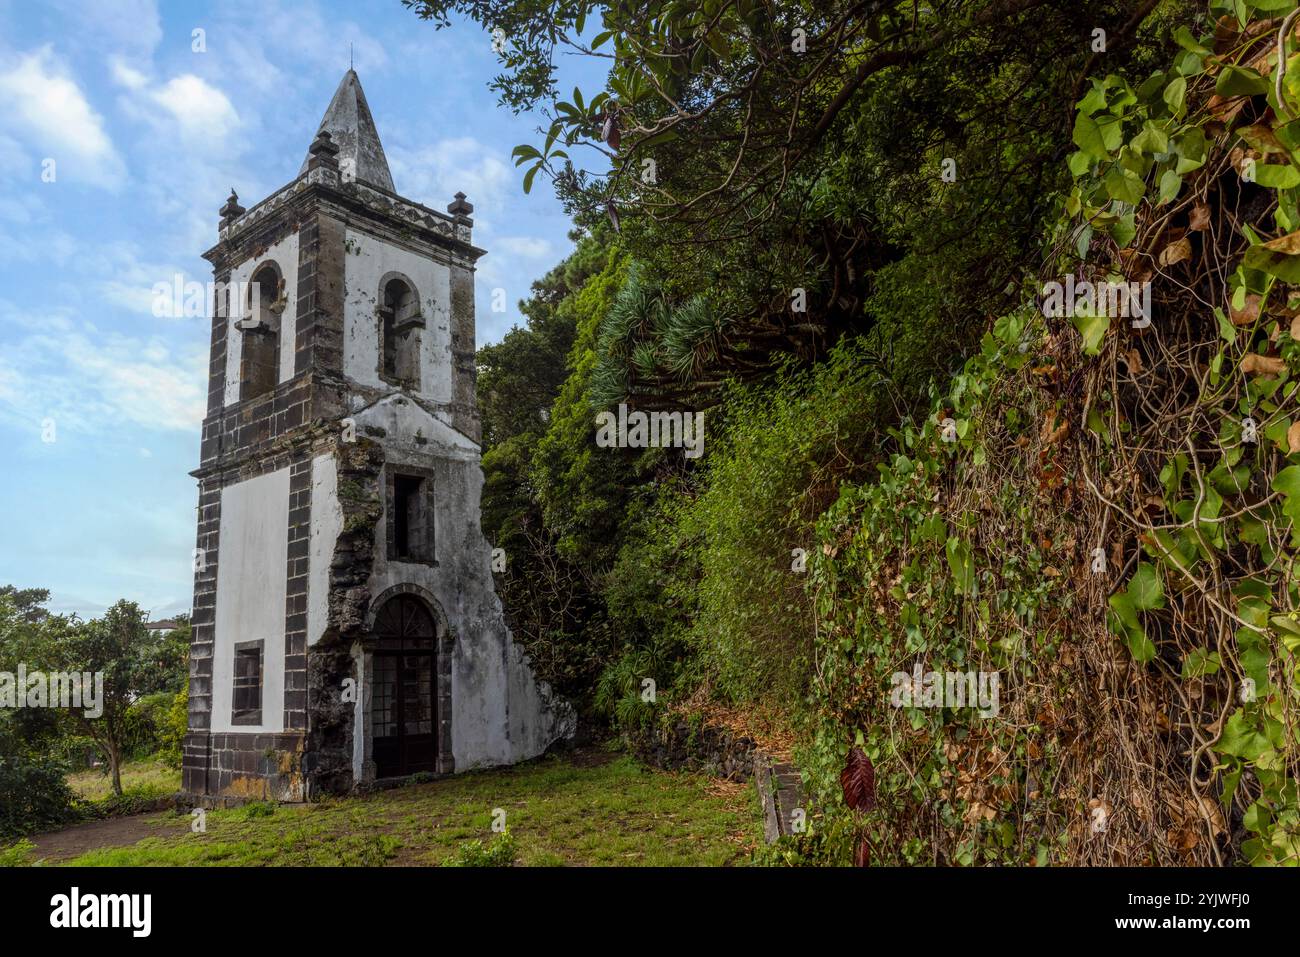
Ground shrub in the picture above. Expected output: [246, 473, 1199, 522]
[680, 341, 891, 704]
[0, 839, 35, 867]
[0, 714, 75, 841]
[439, 830, 517, 867]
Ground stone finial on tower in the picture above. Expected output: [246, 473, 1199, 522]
[219, 189, 245, 228]
[448, 191, 474, 225]
[307, 130, 341, 173]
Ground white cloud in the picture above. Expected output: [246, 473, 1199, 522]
[0, 46, 126, 188]
[73, 240, 198, 318]
[109, 63, 249, 249]
[496, 235, 553, 258]
[389, 136, 511, 217]
[108, 55, 149, 92]
[115, 67, 242, 145]
[148, 74, 240, 141]
[0, 324, 207, 434]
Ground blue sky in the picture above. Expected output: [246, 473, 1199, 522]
[0, 0, 605, 620]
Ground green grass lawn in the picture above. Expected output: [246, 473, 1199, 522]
[30, 750, 762, 866]
[66, 757, 181, 801]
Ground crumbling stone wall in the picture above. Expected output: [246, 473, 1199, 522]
[303, 437, 384, 797]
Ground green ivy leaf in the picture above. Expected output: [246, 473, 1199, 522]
[945, 536, 976, 595]
[1270, 614, 1300, 654]
[1173, 25, 1211, 56]
[1271, 464, 1300, 526]
[1218, 710, 1271, 761]
[1253, 164, 1300, 189]
[1131, 121, 1170, 154]
[1108, 591, 1156, 662]
[1157, 168, 1182, 204]
[1129, 561, 1166, 611]
[1181, 647, 1223, 678]
[1071, 311, 1110, 355]
[1073, 112, 1109, 160]
[1104, 165, 1145, 204]
[1174, 126, 1207, 173]
[1164, 75, 1188, 116]
[1216, 65, 1269, 98]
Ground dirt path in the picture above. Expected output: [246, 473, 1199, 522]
[28, 812, 176, 864]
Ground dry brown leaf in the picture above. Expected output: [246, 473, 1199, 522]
[1288, 420, 1300, 454]
[1124, 348, 1143, 374]
[1261, 230, 1300, 255]
[1197, 795, 1227, 836]
[1188, 203, 1211, 231]
[1042, 415, 1070, 444]
[1242, 352, 1287, 377]
[1213, 14, 1239, 53]
[1231, 292, 1262, 326]
[1170, 826, 1200, 852]
[963, 802, 997, 825]
[1159, 237, 1193, 267]
[1211, 95, 1251, 124]
[1237, 123, 1290, 155]
[1291, 313, 1300, 340]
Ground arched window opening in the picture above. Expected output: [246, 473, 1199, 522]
[378, 277, 423, 387]
[237, 263, 285, 401]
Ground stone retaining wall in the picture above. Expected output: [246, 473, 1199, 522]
[623, 717, 759, 781]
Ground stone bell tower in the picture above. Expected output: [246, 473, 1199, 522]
[182, 70, 572, 803]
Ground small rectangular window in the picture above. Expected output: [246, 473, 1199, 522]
[232, 641, 263, 725]
[389, 471, 434, 562]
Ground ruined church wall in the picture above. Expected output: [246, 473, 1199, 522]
[341, 227, 453, 401]
[348, 398, 574, 775]
[222, 232, 300, 405]
[211, 466, 290, 734]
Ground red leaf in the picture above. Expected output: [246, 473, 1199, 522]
[601, 114, 620, 151]
[840, 746, 876, 812]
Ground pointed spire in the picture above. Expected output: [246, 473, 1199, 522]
[299, 69, 395, 192]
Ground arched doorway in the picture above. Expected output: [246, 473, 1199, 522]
[370, 595, 438, 778]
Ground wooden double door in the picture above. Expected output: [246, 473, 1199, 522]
[370, 596, 438, 778]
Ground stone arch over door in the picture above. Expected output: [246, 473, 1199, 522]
[364, 584, 454, 776]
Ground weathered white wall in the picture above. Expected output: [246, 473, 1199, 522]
[351, 639, 370, 782]
[212, 467, 290, 733]
[307, 453, 343, 647]
[341, 229, 453, 402]
[350, 394, 573, 774]
[222, 233, 300, 406]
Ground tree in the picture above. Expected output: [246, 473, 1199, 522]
[407, 0, 1184, 409]
[31, 601, 169, 796]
